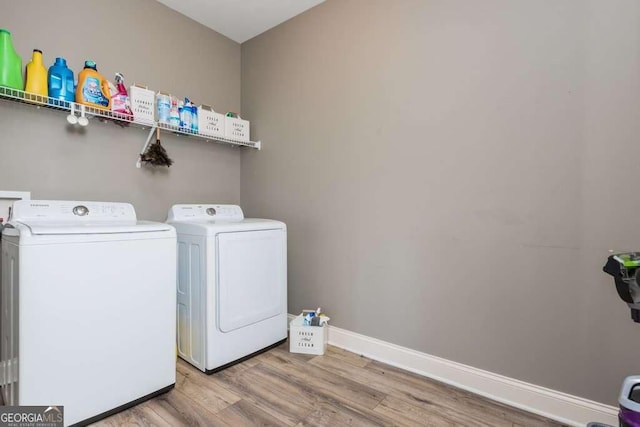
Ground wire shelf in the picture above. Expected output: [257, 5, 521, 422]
[156, 122, 259, 149]
[0, 86, 261, 150]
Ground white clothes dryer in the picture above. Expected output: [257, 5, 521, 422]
[167, 204, 287, 373]
[1, 200, 176, 426]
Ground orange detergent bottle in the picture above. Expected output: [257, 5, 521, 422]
[76, 60, 111, 110]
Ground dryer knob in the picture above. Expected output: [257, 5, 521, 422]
[206, 207, 216, 216]
[73, 205, 89, 216]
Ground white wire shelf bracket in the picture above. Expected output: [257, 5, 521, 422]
[0, 86, 261, 150]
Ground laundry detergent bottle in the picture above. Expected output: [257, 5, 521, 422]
[48, 57, 75, 105]
[620, 376, 640, 427]
[25, 49, 48, 98]
[0, 29, 23, 90]
[76, 60, 111, 110]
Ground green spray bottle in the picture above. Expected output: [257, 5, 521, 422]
[0, 29, 23, 91]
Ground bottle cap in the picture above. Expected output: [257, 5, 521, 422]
[0, 29, 10, 35]
[84, 60, 97, 70]
[33, 49, 42, 54]
[54, 57, 67, 66]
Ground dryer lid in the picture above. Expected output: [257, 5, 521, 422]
[169, 218, 285, 235]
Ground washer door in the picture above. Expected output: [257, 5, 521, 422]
[216, 229, 285, 333]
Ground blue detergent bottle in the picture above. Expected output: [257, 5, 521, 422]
[48, 57, 75, 106]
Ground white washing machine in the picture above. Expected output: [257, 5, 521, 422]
[1, 200, 176, 426]
[167, 204, 287, 373]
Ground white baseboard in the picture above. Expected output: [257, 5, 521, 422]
[288, 314, 617, 426]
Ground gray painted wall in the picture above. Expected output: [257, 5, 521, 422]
[241, 0, 640, 404]
[0, 0, 241, 221]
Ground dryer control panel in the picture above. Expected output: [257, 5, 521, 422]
[10, 200, 137, 222]
[167, 204, 244, 222]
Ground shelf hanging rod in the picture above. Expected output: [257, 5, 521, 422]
[136, 125, 158, 168]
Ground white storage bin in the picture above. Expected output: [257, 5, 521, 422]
[130, 84, 155, 125]
[224, 115, 250, 142]
[289, 315, 327, 355]
[198, 105, 225, 138]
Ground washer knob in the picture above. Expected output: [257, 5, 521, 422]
[206, 207, 217, 216]
[73, 205, 89, 216]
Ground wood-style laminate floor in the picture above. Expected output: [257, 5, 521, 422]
[92, 343, 565, 426]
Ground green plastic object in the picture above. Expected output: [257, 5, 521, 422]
[614, 253, 640, 268]
[0, 29, 24, 90]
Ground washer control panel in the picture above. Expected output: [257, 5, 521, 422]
[10, 200, 136, 222]
[168, 204, 244, 221]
